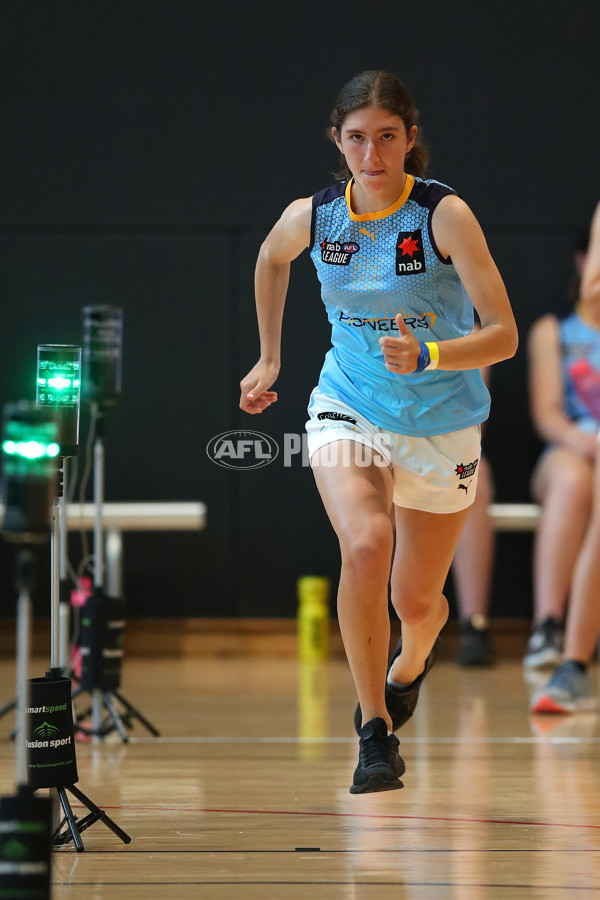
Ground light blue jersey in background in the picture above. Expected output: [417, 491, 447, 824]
[560, 310, 600, 430]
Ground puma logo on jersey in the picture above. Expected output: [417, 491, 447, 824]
[458, 481, 472, 493]
[359, 227, 379, 244]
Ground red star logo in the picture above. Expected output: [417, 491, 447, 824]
[321, 237, 328, 250]
[398, 235, 420, 257]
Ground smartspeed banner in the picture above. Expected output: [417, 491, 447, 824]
[26, 676, 78, 790]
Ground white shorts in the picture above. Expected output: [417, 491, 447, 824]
[305, 390, 481, 514]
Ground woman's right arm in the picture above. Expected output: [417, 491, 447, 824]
[239, 197, 312, 414]
[528, 314, 596, 459]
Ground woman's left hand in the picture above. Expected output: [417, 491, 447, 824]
[379, 313, 421, 374]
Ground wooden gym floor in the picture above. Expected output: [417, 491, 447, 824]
[1, 654, 600, 898]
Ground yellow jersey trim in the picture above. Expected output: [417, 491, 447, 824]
[345, 174, 415, 222]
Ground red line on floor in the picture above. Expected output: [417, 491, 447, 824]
[82, 804, 600, 831]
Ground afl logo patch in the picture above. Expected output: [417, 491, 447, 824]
[206, 431, 279, 470]
[396, 229, 426, 276]
[320, 238, 360, 266]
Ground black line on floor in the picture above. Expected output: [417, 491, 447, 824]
[73, 848, 600, 854]
[51, 882, 600, 890]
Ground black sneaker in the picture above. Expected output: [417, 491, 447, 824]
[458, 616, 495, 667]
[353, 636, 441, 735]
[349, 717, 406, 794]
[523, 617, 564, 670]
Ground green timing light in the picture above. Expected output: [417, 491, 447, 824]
[37, 376, 79, 390]
[2, 440, 60, 459]
[1, 402, 60, 539]
[1, 417, 61, 474]
[36, 344, 82, 458]
[36, 345, 81, 408]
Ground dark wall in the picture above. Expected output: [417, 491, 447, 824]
[1, 2, 600, 619]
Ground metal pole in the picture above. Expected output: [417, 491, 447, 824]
[50, 498, 60, 671]
[58, 459, 68, 582]
[93, 421, 105, 738]
[93, 437, 104, 590]
[91, 689, 103, 740]
[15, 582, 31, 788]
[105, 528, 123, 598]
[59, 460, 70, 673]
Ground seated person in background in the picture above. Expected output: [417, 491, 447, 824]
[452, 364, 496, 667]
[527, 212, 600, 710]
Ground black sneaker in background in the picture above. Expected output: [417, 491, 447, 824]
[523, 616, 564, 670]
[349, 717, 406, 795]
[458, 615, 496, 667]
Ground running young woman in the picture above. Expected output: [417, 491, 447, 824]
[240, 71, 518, 794]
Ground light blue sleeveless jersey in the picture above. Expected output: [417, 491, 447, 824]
[560, 311, 600, 427]
[308, 175, 490, 436]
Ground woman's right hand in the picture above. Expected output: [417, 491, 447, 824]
[239, 360, 280, 414]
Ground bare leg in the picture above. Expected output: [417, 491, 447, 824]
[452, 457, 494, 621]
[563, 448, 600, 662]
[311, 440, 395, 730]
[530, 447, 593, 625]
[388, 505, 470, 685]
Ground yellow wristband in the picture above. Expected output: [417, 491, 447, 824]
[425, 342, 439, 370]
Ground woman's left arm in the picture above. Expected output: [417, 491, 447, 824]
[430, 194, 518, 370]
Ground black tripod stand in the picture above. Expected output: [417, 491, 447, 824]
[38, 472, 131, 850]
[53, 783, 130, 850]
[72, 405, 159, 742]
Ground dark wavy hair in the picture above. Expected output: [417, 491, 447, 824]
[329, 70, 430, 180]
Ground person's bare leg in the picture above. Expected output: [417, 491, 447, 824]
[563, 449, 600, 663]
[452, 457, 494, 621]
[530, 447, 593, 625]
[311, 440, 394, 729]
[388, 506, 470, 685]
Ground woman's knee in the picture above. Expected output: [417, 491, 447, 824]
[339, 520, 393, 581]
[547, 469, 593, 512]
[391, 590, 449, 627]
[536, 451, 593, 505]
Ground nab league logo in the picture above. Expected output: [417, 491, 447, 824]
[455, 460, 479, 480]
[320, 238, 360, 266]
[396, 229, 426, 276]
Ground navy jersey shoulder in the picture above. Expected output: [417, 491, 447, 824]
[410, 179, 457, 210]
[410, 179, 459, 265]
[309, 182, 347, 252]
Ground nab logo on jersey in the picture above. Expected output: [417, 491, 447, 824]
[395, 229, 426, 276]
